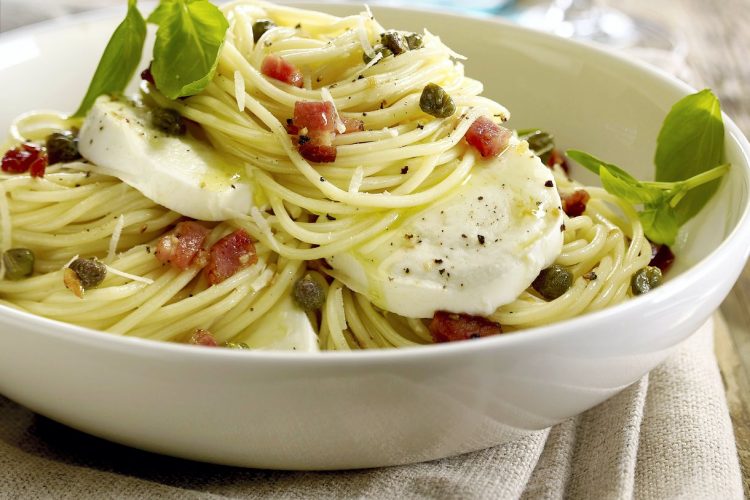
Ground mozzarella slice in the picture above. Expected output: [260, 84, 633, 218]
[242, 294, 320, 351]
[326, 140, 564, 318]
[78, 96, 252, 221]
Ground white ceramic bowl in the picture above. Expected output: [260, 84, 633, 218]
[0, 3, 749, 470]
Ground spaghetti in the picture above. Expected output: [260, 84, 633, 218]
[0, 1, 653, 350]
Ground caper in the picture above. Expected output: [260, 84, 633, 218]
[380, 31, 408, 56]
[419, 83, 456, 118]
[293, 275, 326, 311]
[151, 107, 186, 136]
[252, 19, 276, 43]
[3, 248, 34, 280]
[363, 45, 393, 64]
[69, 258, 107, 289]
[405, 33, 423, 50]
[631, 266, 663, 296]
[532, 264, 573, 300]
[45, 131, 81, 165]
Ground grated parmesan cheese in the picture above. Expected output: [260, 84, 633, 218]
[321, 86, 346, 134]
[350, 51, 382, 80]
[234, 70, 246, 111]
[251, 265, 275, 292]
[356, 14, 375, 59]
[349, 166, 364, 193]
[107, 214, 125, 263]
[251, 207, 279, 252]
[105, 265, 154, 285]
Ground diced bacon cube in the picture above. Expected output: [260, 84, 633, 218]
[465, 116, 511, 158]
[429, 311, 503, 343]
[205, 229, 258, 285]
[298, 142, 337, 163]
[155, 221, 211, 270]
[294, 101, 337, 133]
[29, 156, 47, 178]
[560, 189, 590, 217]
[2, 143, 47, 174]
[261, 54, 303, 88]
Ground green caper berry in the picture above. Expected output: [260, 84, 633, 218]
[225, 342, 250, 350]
[3, 248, 35, 280]
[363, 45, 393, 64]
[45, 131, 81, 165]
[151, 107, 186, 136]
[380, 31, 408, 55]
[631, 266, 663, 295]
[419, 83, 456, 118]
[532, 264, 573, 300]
[405, 33, 423, 50]
[252, 19, 276, 43]
[69, 258, 107, 289]
[293, 276, 326, 311]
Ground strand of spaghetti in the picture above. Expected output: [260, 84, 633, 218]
[556, 224, 609, 266]
[235, 209, 399, 260]
[216, 258, 303, 341]
[354, 292, 419, 348]
[147, 284, 253, 342]
[341, 287, 381, 349]
[323, 281, 350, 350]
[135, 263, 265, 328]
[267, 194, 400, 246]
[110, 267, 200, 334]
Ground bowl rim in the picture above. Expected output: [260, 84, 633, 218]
[1, 2, 750, 365]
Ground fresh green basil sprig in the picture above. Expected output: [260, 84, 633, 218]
[73, 0, 228, 118]
[566, 89, 729, 246]
[73, 0, 146, 117]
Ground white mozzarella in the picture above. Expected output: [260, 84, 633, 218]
[78, 96, 252, 221]
[243, 294, 320, 351]
[326, 140, 564, 318]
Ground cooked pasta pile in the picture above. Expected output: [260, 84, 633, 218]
[0, 1, 652, 350]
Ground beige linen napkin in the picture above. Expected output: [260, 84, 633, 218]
[0, 317, 742, 499]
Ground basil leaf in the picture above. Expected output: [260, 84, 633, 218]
[654, 89, 724, 224]
[148, 0, 229, 100]
[566, 150, 638, 182]
[639, 204, 679, 245]
[72, 0, 146, 117]
[599, 166, 665, 205]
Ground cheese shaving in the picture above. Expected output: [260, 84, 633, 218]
[105, 265, 155, 285]
[356, 15, 374, 59]
[351, 51, 382, 80]
[107, 214, 125, 263]
[62, 254, 80, 270]
[251, 206, 279, 252]
[321, 86, 346, 134]
[234, 70, 246, 111]
[251, 266, 275, 292]
[349, 166, 364, 193]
